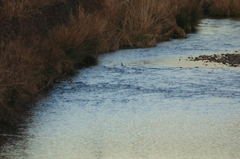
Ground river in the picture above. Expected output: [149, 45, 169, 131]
[1, 18, 240, 159]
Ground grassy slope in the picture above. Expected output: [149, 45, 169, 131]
[0, 0, 239, 123]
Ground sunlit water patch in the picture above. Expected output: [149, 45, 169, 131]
[1, 19, 240, 159]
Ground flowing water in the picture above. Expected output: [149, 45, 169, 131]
[1, 19, 240, 159]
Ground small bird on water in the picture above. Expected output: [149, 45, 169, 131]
[121, 62, 124, 66]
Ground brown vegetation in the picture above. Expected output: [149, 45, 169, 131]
[203, 0, 240, 17]
[0, 0, 238, 123]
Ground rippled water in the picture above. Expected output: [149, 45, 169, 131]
[1, 19, 240, 159]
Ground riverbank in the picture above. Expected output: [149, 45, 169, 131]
[0, 0, 240, 123]
[2, 18, 240, 158]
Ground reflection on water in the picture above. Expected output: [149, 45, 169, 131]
[1, 19, 240, 159]
[0, 123, 28, 158]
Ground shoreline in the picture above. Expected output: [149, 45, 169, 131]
[1, 0, 240, 124]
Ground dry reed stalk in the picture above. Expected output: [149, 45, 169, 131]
[101, 0, 168, 48]
[94, 0, 129, 51]
[50, 9, 106, 67]
[164, 0, 203, 33]
[0, 0, 82, 122]
[204, 0, 240, 16]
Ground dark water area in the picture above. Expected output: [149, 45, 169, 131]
[1, 19, 240, 159]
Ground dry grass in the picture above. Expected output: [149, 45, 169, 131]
[0, 0, 72, 122]
[50, 10, 106, 67]
[203, 0, 240, 17]
[0, 35, 69, 122]
[112, 0, 167, 47]
[99, 0, 201, 49]
[166, 0, 203, 32]
[1, 0, 238, 123]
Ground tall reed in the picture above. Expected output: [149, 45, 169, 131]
[166, 0, 203, 32]
[203, 0, 240, 17]
[49, 11, 106, 68]
[0, 0, 71, 122]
